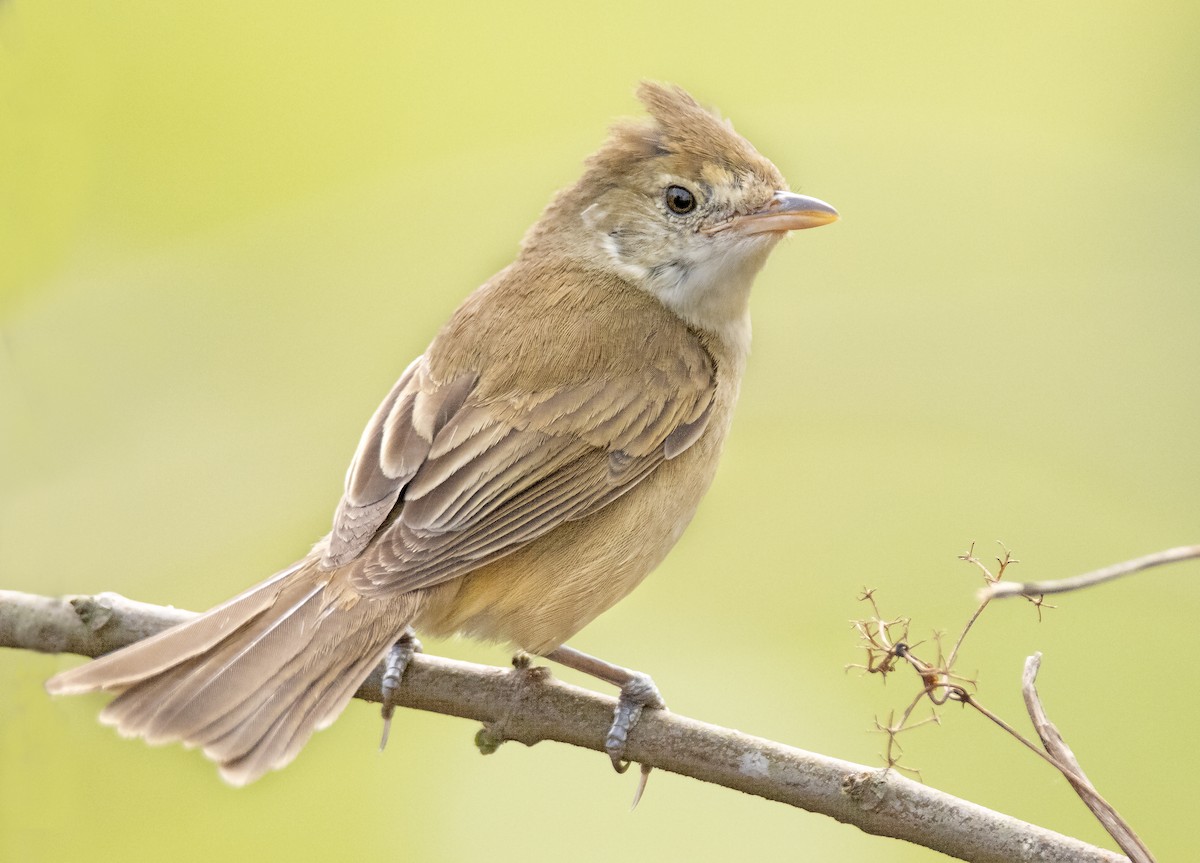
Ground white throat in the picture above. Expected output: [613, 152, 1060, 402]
[643, 238, 776, 367]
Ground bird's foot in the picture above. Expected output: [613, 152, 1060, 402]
[607, 671, 665, 773]
[609, 672, 663, 808]
[379, 628, 423, 750]
[537, 644, 665, 806]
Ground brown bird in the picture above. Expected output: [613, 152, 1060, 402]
[46, 82, 838, 785]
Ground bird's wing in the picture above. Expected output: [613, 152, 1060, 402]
[323, 346, 715, 596]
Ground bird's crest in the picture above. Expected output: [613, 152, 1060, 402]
[589, 82, 776, 181]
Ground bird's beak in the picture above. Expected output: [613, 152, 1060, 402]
[721, 191, 839, 236]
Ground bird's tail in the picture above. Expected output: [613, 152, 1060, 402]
[46, 557, 418, 785]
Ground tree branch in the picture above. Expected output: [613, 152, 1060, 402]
[2, 589, 1126, 863]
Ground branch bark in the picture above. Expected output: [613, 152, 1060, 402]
[2, 589, 1126, 863]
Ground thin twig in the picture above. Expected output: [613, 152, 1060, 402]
[1, 589, 1126, 863]
[956, 689, 1092, 786]
[948, 542, 1016, 667]
[1022, 654, 1155, 863]
[983, 546, 1200, 600]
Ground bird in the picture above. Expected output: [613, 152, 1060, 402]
[46, 82, 838, 786]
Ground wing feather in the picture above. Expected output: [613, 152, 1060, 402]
[321, 272, 719, 592]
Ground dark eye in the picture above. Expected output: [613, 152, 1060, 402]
[665, 185, 696, 215]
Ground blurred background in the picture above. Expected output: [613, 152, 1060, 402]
[2, 2, 1197, 860]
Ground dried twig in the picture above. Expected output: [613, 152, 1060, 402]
[851, 544, 1014, 771]
[949, 542, 1017, 666]
[983, 546, 1200, 600]
[1022, 654, 1155, 863]
[852, 544, 1151, 861]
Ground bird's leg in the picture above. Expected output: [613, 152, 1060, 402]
[539, 645, 664, 782]
[379, 627, 423, 750]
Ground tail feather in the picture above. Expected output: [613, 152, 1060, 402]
[104, 578, 331, 743]
[181, 625, 342, 754]
[182, 609, 368, 759]
[195, 603, 394, 766]
[217, 636, 393, 785]
[46, 562, 304, 694]
[46, 557, 419, 784]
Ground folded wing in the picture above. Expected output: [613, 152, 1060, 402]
[323, 344, 715, 596]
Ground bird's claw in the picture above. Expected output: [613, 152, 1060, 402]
[379, 629, 423, 750]
[605, 672, 665, 773]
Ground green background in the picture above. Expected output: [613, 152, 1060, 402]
[3, 2, 1197, 860]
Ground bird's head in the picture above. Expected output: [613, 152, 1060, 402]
[523, 82, 837, 335]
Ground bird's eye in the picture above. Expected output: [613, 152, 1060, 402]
[665, 185, 697, 215]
